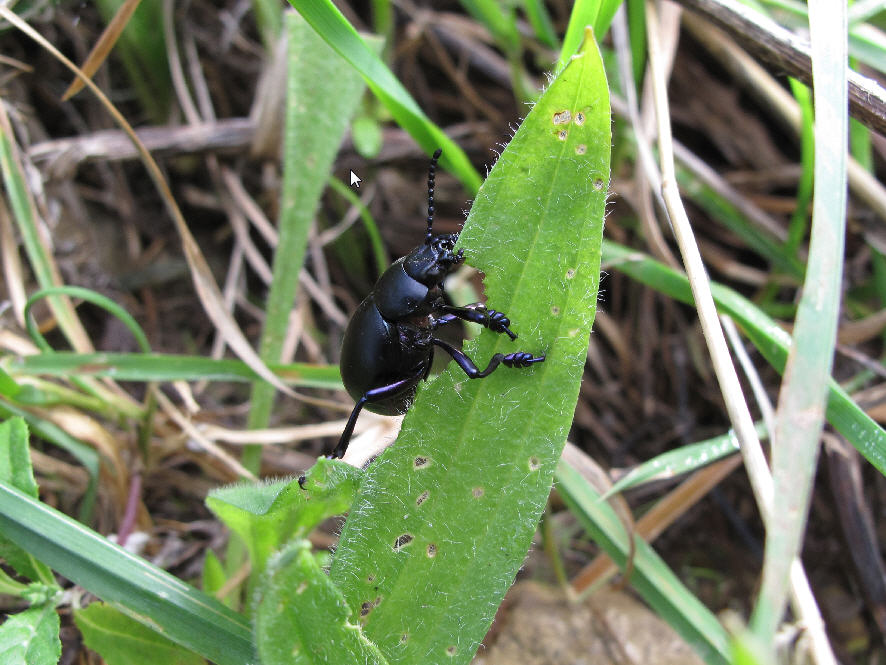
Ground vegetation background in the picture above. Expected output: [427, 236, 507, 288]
[0, 0, 884, 664]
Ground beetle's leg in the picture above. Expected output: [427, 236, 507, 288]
[436, 304, 518, 340]
[330, 369, 426, 460]
[432, 338, 544, 378]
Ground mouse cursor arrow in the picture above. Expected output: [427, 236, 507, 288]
[349, 170, 361, 188]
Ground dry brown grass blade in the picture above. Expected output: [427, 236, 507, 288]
[153, 388, 256, 481]
[0, 102, 93, 353]
[0, 194, 26, 326]
[0, 7, 295, 400]
[35, 405, 129, 507]
[61, 0, 143, 101]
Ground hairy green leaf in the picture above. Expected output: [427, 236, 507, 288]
[329, 30, 610, 664]
[206, 460, 360, 574]
[255, 540, 389, 665]
[0, 603, 60, 665]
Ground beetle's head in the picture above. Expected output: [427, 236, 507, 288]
[404, 233, 463, 285]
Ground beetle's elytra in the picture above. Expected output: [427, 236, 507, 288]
[331, 149, 545, 459]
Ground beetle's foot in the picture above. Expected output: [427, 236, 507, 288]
[502, 351, 545, 367]
[462, 304, 517, 340]
[486, 309, 517, 340]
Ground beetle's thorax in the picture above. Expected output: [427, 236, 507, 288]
[403, 233, 463, 285]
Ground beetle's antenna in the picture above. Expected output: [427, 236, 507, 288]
[425, 148, 442, 244]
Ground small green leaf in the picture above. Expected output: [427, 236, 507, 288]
[75, 602, 205, 665]
[351, 114, 383, 158]
[0, 417, 54, 584]
[0, 367, 22, 398]
[9, 351, 341, 389]
[201, 549, 227, 600]
[206, 460, 361, 575]
[0, 603, 61, 665]
[255, 540, 389, 665]
[0, 416, 37, 498]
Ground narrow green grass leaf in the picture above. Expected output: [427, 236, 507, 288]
[328, 30, 610, 664]
[555, 460, 732, 665]
[558, 0, 623, 69]
[327, 176, 389, 278]
[94, 0, 171, 123]
[459, 0, 520, 54]
[522, 0, 558, 49]
[8, 352, 341, 389]
[0, 483, 254, 665]
[0, 366, 23, 399]
[286, 0, 482, 193]
[603, 241, 886, 476]
[24, 286, 152, 353]
[75, 603, 204, 665]
[559, 0, 604, 70]
[251, 0, 284, 47]
[0, 602, 60, 665]
[674, 163, 803, 278]
[201, 549, 228, 601]
[255, 540, 389, 665]
[785, 79, 814, 255]
[603, 428, 745, 498]
[753, 0, 849, 643]
[245, 11, 376, 471]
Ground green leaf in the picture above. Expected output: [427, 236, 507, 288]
[0, 417, 54, 584]
[254, 540, 389, 665]
[0, 400, 101, 522]
[75, 603, 205, 665]
[201, 549, 227, 601]
[0, 416, 37, 498]
[0, 483, 254, 665]
[206, 460, 361, 575]
[24, 286, 151, 354]
[0, 366, 22, 398]
[329, 30, 610, 664]
[0, 603, 61, 665]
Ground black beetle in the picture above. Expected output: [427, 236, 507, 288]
[330, 149, 545, 459]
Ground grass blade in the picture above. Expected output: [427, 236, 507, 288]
[752, 0, 849, 643]
[555, 457, 731, 665]
[8, 352, 341, 388]
[245, 10, 376, 473]
[0, 483, 255, 665]
[603, 241, 886, 476]
[287, 0, 482, 193]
